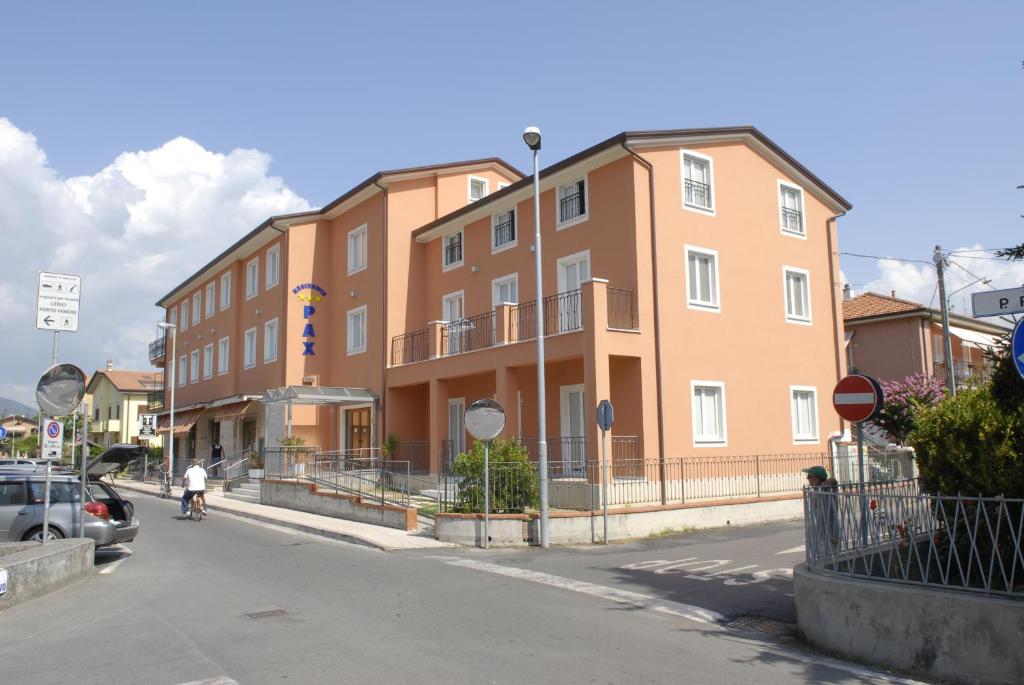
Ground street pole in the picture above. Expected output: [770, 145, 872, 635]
[79, 402, 88, 538]
[483, 439, 489, 550]
[601, 426, 609, 544]
[529, 139, 550, 549]
[934, 245, 956, 395]
[856, 421, 868, 545]
[71, 411, 77, 469]
[40, 331, 60, 543]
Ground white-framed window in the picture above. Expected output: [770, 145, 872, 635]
[681, 149, 715, 214]
[691, 381, 726, 446]
[189, 350, 200, 384]
[442, 291, 465, 321]
[778, 181, 805, 236]
[220, 272, 231, 310]
[347, 306, 367, 355]
[243, 327, 257, 369]
[205, 282, 215, 319]
[685, 246, 720, 311]
[492, 208, 517, 252]
[177, 355, 187, 387]
[265, 245, 280, 290]
[932, 333, 944, 364]
[443, 231, 463, 270]
[169, 307, 177, 328]
[263, 318, 279, 363]
[556, 177, 588, 228]
[348, 224, 368, 274]
[246, 257, 259, 300]
[468, 176, 488, 202]
[783, 267, 812, 324]
[180, 300, 189, 331]
[192, 292, 201, 325]
[492, 273, 519, 307]
[791, 386, 819, 443]
[218, 336, 229, 375]
[203, 343, 213, 379]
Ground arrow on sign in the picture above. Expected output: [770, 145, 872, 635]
[43, 316, 54, 326]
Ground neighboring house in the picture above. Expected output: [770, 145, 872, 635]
[843, 290, 1006, 385]
[85, 362, 164, 449]
[150, 127, 851, 478]
[0, 415, 38, 439]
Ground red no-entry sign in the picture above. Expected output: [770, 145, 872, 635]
[832, 374, 883, 423]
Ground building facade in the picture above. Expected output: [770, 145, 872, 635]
[85, 364, 164, 448]
[151, 128, 851, 478]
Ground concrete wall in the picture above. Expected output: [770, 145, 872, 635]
[434, 514, 528, 547]
[794, 564, 1024, 685]
[261, 478, 416, 531]
[0, 539, 94, 609]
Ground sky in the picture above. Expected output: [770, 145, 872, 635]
[1, 1, 1022, 404]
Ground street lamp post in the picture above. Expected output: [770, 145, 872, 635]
[157, 322, 177, 497]
[523, 126, 549, 548]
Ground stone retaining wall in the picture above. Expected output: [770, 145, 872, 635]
[0, 539, 95, 609]
[261, 479, 417, 531]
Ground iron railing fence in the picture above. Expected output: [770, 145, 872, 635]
[515, 436, 587, 466]
[223, 452, 254, 492]
[831, 449, 917, 484]
[607, 288, 638, 330]
[441, 311, 496, 355]
[558, 187, 585, 223]
[148, 335, 166, 362]
[507, 289, 583, 342]
[804, 483, 1024, 599]
[684, 178, 711, 209]
[392, 440, 430, 474]
[304, 451, 412, 508]
[494, 214, 515, 247]
[264, 446, 320, 480]
[444, 238, 462, 266]
[932, 361, 992, 384]
[391, 328, 429, 366]
[439, 461, 538, 514]
[780, 206, 803, 232]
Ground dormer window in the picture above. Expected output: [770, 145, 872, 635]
[469, 177, 488, 202]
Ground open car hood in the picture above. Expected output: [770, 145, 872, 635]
[87, 444, 148, 477]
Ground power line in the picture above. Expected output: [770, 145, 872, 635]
[840, 251, 933, 265]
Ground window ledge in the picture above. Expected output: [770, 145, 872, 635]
[556, 213, 589, 231]
[683, 203, 715, 217]
[491, 240, 517, 255]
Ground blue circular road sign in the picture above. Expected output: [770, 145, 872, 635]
[1012, 318, 1024, 382]
[0, 426, 7, 440]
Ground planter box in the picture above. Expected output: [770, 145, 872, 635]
[248, 468, 264, 481]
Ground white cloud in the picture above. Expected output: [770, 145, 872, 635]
[856, 243, 1024, 317]
[0, 118, 311, 405]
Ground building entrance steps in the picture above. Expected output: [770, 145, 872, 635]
[111, 477, 454, 551]
[224, 481, 261, 504]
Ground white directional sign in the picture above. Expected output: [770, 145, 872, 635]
[42, 418, 63, 461]
[139, 413, 157, 438]
[36, 272, 81, 332]
[972, 286, 1024, 318]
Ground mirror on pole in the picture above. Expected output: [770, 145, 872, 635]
[35, 363, 87, 416]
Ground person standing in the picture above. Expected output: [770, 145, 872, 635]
[210, 441, 223, 477]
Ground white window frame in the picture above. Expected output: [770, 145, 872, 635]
[777, 180, 806, 238]
[347, 305, 367, 356]
[189, 350, 200, 384]
[177, 355, 187, 387]
[555, 175, 589, 230]
[491, 207, 517, 253]
[191, 292, 201, 325]
[263, 318, 279, 363]
[783, 266, 812, 325]
[265, 245, 280, 290]
[220, 272, 231, 310]
[442, 290, 465, 321]
[218, 336, 230, 375]
[246, 257, 259, 300]
[169, 306, 177, 328]
[348, 223, 368, 275]
[492, 273, 519, 308]
[205, 282, 215, 319]
[680, 149, 716, 215]
[180, 300, 189, 331]
[203, 343, 213, 379]
[243, 327, 257, 369]
[442, 230, 464, 271]
[684, 245, 721, 312]
[691, 380, 727, 446]
[790, 386, 819, 443]
[468, 176, 489, 202]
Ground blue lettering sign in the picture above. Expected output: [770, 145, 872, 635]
[303, 305, 316, 319]
[302, 323, 315, 337]
[303, 341, 316, 356]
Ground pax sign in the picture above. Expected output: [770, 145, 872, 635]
[293, 283, 327, 356]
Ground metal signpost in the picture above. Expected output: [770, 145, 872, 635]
[596, 399, 614, 544]
[1012, 319, 1024, 382]
[464, 398, 506, 549]
[832, 374, 884, 544]
[972, 286, 1024, 318]
[35, 364, 87, 543]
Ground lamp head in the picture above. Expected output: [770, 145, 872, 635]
[522, 126, 542, 150]
[157, 322, 176, 330]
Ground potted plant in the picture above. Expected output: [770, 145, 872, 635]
[278, 436, 306, 476]
[247, 449, 265, 482]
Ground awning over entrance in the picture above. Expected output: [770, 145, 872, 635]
[949, 325, 1000, 349]
[262, 386, 377, 405]
[157, 408, 204, 435]
[215, 401, 255, 421]
[843, 331, 854, 347]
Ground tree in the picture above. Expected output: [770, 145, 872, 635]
[871, 374, 945, 445]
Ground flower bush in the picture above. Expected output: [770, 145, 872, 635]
[872, 373, 945, 445]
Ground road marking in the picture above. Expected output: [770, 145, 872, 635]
[176, 679, 239, 685]
[426, 556, 725, 625]
[775, 544, 805, 555]
[97, 546, 133, 575]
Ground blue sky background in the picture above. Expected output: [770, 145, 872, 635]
[0, 1, 1022, 402]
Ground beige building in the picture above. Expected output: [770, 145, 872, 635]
[85, 362, 163, 448]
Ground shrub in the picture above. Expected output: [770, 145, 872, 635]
[451, 439, 539, 513]
[872, 374, 945, 445]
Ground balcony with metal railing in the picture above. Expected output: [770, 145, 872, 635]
[148, 334, 167, 364]
[780, 206, 803, 232]
[932, 360, 991, 384]
[444, 236, 463, 266]
[684, 178, 712, 209]
[493, 214, 515, 247]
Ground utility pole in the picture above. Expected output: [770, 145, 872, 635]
[934, 245, 956, 395]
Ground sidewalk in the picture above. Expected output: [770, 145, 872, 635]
[112, 478, 454, 552]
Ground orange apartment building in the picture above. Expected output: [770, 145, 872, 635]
[150, 127, 852, 480]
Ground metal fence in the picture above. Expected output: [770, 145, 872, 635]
[832, 448, 916, 484]
[265, 447, 412, 508]
[441, 311, 496, 355]
[439, 461, 538, 514]
[805, 482, 1024, 598]
[391, 328, 428, 365]
[507, 289, 583, 341]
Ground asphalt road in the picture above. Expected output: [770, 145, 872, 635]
[0, 495, 926, 685]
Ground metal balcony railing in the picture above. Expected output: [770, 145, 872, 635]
[508, 289, 583, 342]
[148, 335, 166, 361]
[444, 237, 463, 266]
[684, 178, 712, 209]
[391, 328, 429, 366]
[558, 187, 585, 223]
[781, 206, 803, 232]
[441, 311, 496, 356]
[494, 215, 515, 247]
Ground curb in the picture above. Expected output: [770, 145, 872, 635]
[113, 481, 402, 552]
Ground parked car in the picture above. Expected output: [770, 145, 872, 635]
[0, 445, 142, 546]
[0, 458, 38, 467]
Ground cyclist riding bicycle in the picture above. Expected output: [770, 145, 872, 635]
[180, 460, 209, 518]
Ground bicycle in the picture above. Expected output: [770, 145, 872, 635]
[188, 492, 206, 521]
[159, 472, 171, 499]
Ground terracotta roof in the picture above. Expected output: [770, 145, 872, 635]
[843, 292, 924, 321]
[87, 369, 163, 394]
